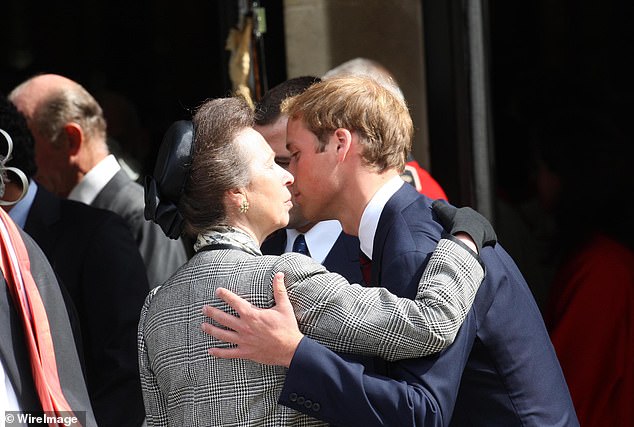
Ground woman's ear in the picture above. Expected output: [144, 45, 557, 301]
[226, 188, 247, 211]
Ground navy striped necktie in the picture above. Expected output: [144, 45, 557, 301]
[292, 234, 310, 256]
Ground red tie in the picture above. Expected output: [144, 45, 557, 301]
[359, 251, 373, 286]
[0, 208, 77, 424]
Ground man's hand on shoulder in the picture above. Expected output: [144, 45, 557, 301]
[201, 272, 304, 367]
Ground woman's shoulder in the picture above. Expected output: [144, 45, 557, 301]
[268, 252, 329, 282]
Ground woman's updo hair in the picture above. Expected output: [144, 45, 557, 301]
[179, 97, 254, 237]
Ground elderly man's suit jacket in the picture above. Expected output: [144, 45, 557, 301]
[92, 169, 188, 288]
[138, 236, 483, 426]
[0, 227, 97, 426]
[280, 184, 579, 426]
[24, 186, 149, 427]
[261, 229, 363, 284]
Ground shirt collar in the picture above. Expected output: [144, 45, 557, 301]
[8, 179, 38, 229]
[358, 175, 404, 259]
[285, 220, 343, 264]
[68, 154, 120, 204]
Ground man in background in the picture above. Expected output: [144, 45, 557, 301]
[9, 74, 188, 288]
[1, 95, 148, 427]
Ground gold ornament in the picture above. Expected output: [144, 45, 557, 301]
[239, 198, 249, 213]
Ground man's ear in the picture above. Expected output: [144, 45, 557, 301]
[63, 122, 83, 156]
[333, 128, 353, 162]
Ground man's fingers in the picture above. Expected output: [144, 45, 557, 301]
[202, 304, 243, 332]
[208, 347, 244, 360]
[272, 272, 293, 311]
[201, 321, 239, 345]
[215, 287, 253, 315]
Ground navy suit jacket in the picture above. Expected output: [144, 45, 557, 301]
[24, 186, 149, 427]
[280, 184, 578, 426]
[261, 228, 363, 285]
[0, 227, 97, 426]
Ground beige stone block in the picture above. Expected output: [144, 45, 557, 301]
[284, 0, 431, 168]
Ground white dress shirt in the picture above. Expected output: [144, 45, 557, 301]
[285, 220, 343, 264]
[358, 175, 404, 260]
[68, 154, 120, 204]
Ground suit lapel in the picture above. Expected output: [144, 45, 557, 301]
[322, 232, 363, 284]
[372, 184, 421, 286]
[260, 229, 286, 256]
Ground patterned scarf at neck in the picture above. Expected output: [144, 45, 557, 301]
[194, 225, 262, 256]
